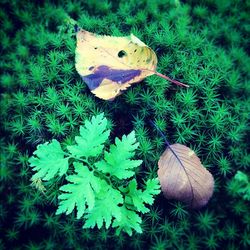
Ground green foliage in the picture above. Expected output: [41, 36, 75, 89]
[29, 114, 160, 235]
[95, 132, 142, 179]
[196, 210, 218, 232]
[228, 171, 250, 201]
[67, 113, 110, 158]
[0, 0, 249, 248]
[170, 201, 188, 220]
[56, 162, 102, 219]
[121, 179, 160, 214]
[29, 139, 69, 180]
[82, 182, 123, 230]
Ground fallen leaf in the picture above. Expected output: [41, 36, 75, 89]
[75, 28, 188, 100]
[158, 144, 214, 209]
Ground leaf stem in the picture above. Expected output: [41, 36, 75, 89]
[150, 120, 195, 206]
[149, 120, 172, 148]
[155, 71, 189, 88]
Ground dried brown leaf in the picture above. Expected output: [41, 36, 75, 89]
[158, 144, 214, 208]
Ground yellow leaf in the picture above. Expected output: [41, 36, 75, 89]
[75, 28, 188, 100]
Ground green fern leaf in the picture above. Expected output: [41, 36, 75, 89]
[29, 114, 160, 235]
[124, 178, 161, 213]
[67, 113, 110, 158]
[95, 131, 143, 179]
[141, 178, 161, 205]
[29, 139, 69, 181]
[83, 181, 123, 229]
[56, 162, 101, 219]
[113, 205, 142, 236]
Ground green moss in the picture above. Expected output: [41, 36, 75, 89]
[0, 0, 249, 249]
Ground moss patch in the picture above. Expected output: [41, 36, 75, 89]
[0, 0, 249, 249]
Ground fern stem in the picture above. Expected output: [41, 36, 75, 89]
[64, 152, 94, 170]
[96, 171, 112, 186]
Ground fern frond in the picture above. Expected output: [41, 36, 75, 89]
[56, 162, 101, 219]
[67, 113, 110, 158]
[95, 131, 142, 179]
[29, 139, 69, 180]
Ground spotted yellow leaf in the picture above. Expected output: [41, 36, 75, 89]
[75, 27, 187, 100]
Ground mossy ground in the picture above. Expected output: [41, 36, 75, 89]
[0, 0, 249, 249]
